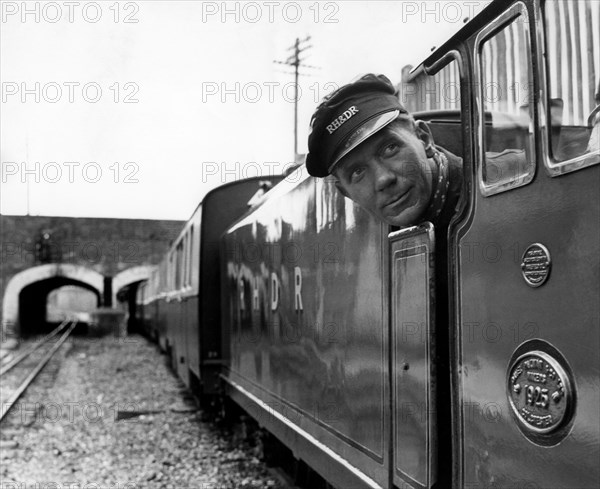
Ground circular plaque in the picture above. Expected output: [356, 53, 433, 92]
[521, 243, 551, 287]
[507, 350, 573, 435]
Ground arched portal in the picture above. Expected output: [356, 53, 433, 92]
[2, 264, 104, 336]
[112, 266, 156, 307]
[112, 266, 156, 334]
[19, 278, 101, 335]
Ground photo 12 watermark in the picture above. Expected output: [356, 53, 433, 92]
[234, 320, 340, 345]
[201, 80, 338, 105]
[241, 399, 340, 429]
[401, 1, 492, 24]
[200, 1, 339, 24]
[225, 239, 341, 265]
[2, 82, 139, 104]
[1, 1, 140, 24]
[1, 239, 143, 265]
[0, 483, 139, 489]
[1, 161, 140, 184]
[200, 160, 302, 184]
[1, 400, 143, 425]
[397, 320, 539, 345]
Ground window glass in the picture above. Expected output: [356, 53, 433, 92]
[169, 253, 174, 291]
[182, 233, 188, 288]
[399, 60, 463, 158]
[544, 0, 600, 161]
[400, 60, 461, 112]
[480, 9, 534, 189]
[175, 242, 183, 290]
[188, 226, 194, 287]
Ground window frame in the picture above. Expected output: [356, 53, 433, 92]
[538, 0, 600, 176]
[474, 1, 536, 197]
[187, 225, 194, 289]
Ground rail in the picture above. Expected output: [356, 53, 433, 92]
[0, 320, 77, 423]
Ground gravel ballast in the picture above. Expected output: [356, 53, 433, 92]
[0, 335, 288, 488]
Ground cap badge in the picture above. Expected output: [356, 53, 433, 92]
[326, 106, 359, 134]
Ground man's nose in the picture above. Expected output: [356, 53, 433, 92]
[374, 161, 397, 191]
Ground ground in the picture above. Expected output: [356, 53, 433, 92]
[0, 335, 290, 489]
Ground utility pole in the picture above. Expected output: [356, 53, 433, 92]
[274, 36, 317, 159]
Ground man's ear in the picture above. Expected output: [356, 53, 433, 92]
[334, 179, 349, 198]
[414, 120, 436, 156]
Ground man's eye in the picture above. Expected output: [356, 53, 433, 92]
[382, 143, 400, 156]
[350, 167, 365, 181]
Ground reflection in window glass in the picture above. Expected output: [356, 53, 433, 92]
[169, 253, 174, 291]
[400, 61, 461, 112]
[399, 61, 463, 158]
[544, 0, 600, 161]
[481, 14, 533, 187]
[188, 226, 194, 287]
[175, 242, 183, 290]
[183, 233, 188, 288]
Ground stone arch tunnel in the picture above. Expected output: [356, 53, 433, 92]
[1, 263, 157, 337]
[0, 214, 184, 340]
[2, 264, 105, 336]
[112, 265, 156, 334]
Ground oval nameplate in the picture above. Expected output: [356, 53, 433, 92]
[507, 350, 572, 434]
[521, 243, 551, 287]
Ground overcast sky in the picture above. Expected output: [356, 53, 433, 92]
[1, 0, 487, 220]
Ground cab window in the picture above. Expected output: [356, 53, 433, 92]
[400, 59, 463, 158]
[478, 2, 535, 195]
[543, 0, 600, 170]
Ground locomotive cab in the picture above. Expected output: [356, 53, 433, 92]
[410, 0, 600, 487]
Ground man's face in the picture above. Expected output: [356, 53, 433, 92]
[333, 121, 435, 227]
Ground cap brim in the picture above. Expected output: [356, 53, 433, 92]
[328, 109, 400, 173]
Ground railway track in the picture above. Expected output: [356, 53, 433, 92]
[0, 319, 77, 423]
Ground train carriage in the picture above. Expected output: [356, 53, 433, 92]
[221, 1, 600, 488]
[137, 0, 599, 487]
[139, 177, 281, 392]
[222, 171, 391, 487]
